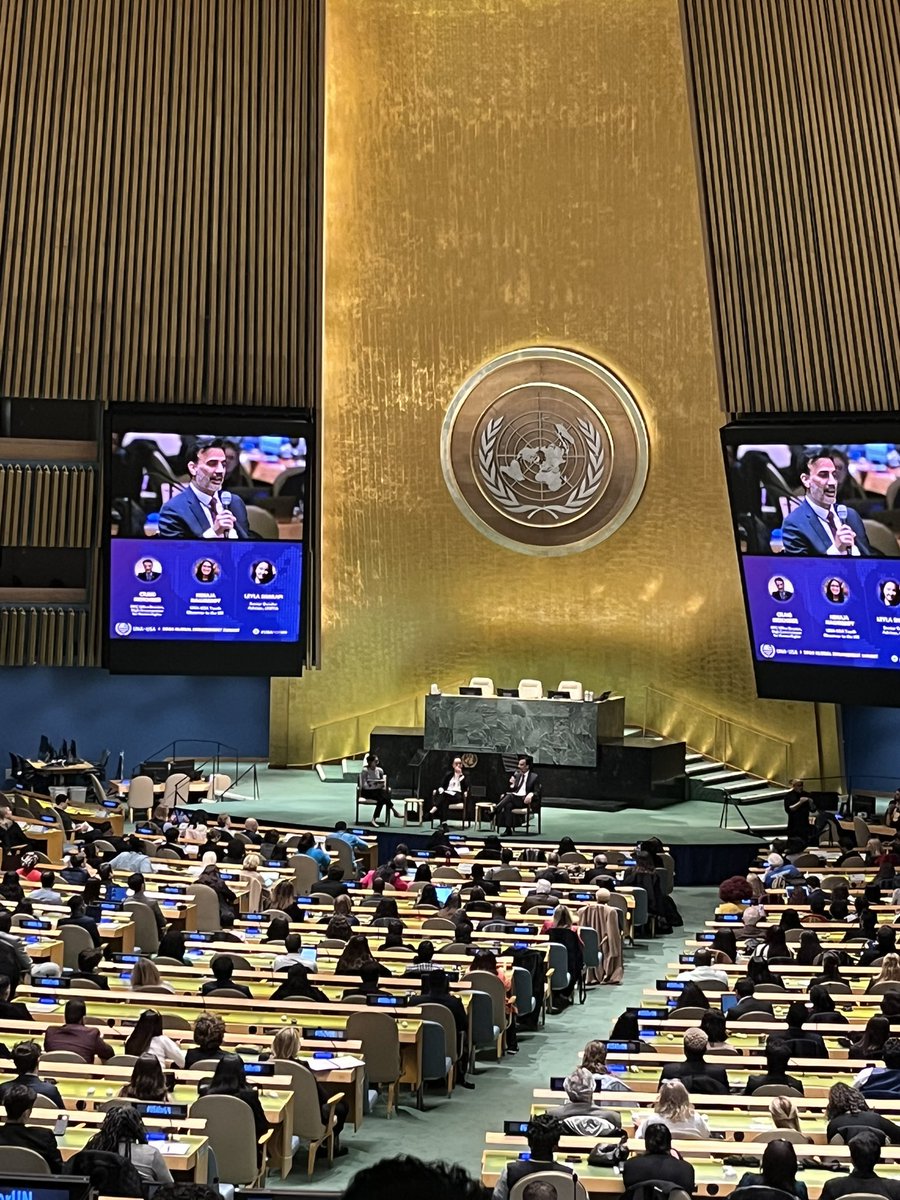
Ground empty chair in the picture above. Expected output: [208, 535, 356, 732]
[557, 679, 584, 700]
[559, 850, 589, 864]
[468, 676, 494, 696]
[517, 678, 543, 699]
[106, 1054, 140, 1068]
[126, 775, 155, 822]
[206, 773, 232, 803]
[162, 772, 192, 811]
[42, 1049, 88, 1063]
[418, 1020, 454, 1107]
[189, 1094, 270, 1185]
[464, 970, 507, 1059]
[246, 506, 280, 539]
[290, 855, 321, 896]
[863, 519, 900, 557]
[420, 1002, 460, 1091]
[346, 1011, 402, 1117]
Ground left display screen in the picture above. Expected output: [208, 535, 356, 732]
[105, 407, 314, 676]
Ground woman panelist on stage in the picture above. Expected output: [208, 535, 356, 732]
[427, 756, 470, 822]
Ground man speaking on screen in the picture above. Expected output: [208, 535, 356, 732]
[781, 450, 874, 557]
[157, 439, 253, 539]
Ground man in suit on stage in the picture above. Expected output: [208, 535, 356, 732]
[158, 438, 253, 539]
[493, 754, 541, 835]
[782, 450, 874, 556]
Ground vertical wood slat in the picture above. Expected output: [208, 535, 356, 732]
[681, 0, 900, 413]
[0, 0, 323, 408]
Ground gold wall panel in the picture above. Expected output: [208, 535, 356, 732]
[681, 0, 900, 413]
[272, 0, 834, 781]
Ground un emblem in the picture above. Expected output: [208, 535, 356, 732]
[441, 348, 649, 555]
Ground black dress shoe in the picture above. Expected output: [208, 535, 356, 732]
[457, 1078, 475, 1089]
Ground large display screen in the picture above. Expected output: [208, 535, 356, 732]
[722, 420, 900, 705]
[104, 406, 314, 676]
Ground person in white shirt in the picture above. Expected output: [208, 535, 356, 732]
[428, 756, 470, 822]
[123, 1009, 185, 1068]
[677, 948, 730, 987]
[635, 1079, 711, 1140]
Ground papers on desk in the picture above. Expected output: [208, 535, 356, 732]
[157, 1141, 191, 1155]
[301, 1055, 365, 1072]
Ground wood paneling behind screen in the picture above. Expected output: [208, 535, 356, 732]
[0, 0, 323, 407]
[681, 0, 900, 413]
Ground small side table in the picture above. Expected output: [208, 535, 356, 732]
[403, 798, 425, 826]
[475, 801, 494, 830]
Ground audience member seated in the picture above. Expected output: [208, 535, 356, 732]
[856, 1036, 900, 1097]
[200, 955, 252, 998]
[846, 1016, 892, 1062]
[700, 1010, 732, 1052]
[717, 876, 753, 914]
[0, 1040, 63, 1107]
[820, 1130, 900, 1200]
[127, 872, 167, 937]
[156, 929, 188, 964]
[345, 1155, 482, 1200]
[860, 926, 898, 966]
[201, 1055, 269, 1164]
[0, 1084, 63, 1171]
[752, 925, 793, 963]
[659, 1028, 729, 1092]
[622, 1122, 695, 1198]
[184, 1014, 228, 1068]
[84, 1104, 173, 1184]
[335, 934, 393, 978]
[269, 963, 328, 1003]
[581, 1039, 632, 1091]
[272, 933, 306, 972]
[677, 947, 729, 987]
[44, 998, 114, 1062]
[490, 1114, 572, 1200]
[728, 978, 775, 1022]
[344, 961, 390, 999]
[807, 982, 849, 1025]
[124, 1008, 186, 1067]
[315, 866, 350, 898]
[780, 1001, 828, 1058]
[130, 958, 175, 994]
[825, 1083, 900, 1145]
[672, 980, 711, 1012]
[868, 954, 900, 993]
[118, 1054, 172, 1102]
[69, 946, 110, 989]
[768, 1096, 810, 1141]
[0, 973, 31, 1021]
[58, 894, 102, 947]
[29, 870, 61, 904]
[108, 835, 153, 874]
[264, 1026, 350, 1156]
[547, 1067, 620, 1136]
[736, 1137, 808, 1199]
[0, 910, 34, 982]
[744, 1037, 805, 1095]
[636, 1079, 711, 1139]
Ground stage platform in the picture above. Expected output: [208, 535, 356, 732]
[205, 765, 778, 885]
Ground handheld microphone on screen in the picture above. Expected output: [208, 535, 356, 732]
[836, 504, 848, 524]
[219, 490, 233, 510]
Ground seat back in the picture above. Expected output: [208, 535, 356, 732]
[751, 1128, 813, 1143]
[246, 505, 280, 539]
[751, 1084, 804, 1097]
[420, 1002, 459, 1064]
[509, 1170, 588, 1200]
[42, 1049, 87, 1063]
[291, 855, 320, 896]
[463, 969, 506, 1031]
[162, 772, 191, 808]
[557, 679, 584, 701]
[546, 941, 570, 990]
[511, 965, 536, 1018]
[345, 1012, 402, 1085]
[190, 883, 223, 932]
[207, 773, 232, 802]
[0, 1147, 51, 1174]
[323, 837, 356, 880]
[420, 1019, 450, 1082]
[59, 924, 94, 969]
[466, 989, 497, 1049]
[272, 1059, 326, 1139]
[123, 901, 160, 954]
[422, 917, 457, 931]
[517, 678, 543, 700]
[126, 775, 155, 813]
[189, 1094, 260, 1184]
[559, 850, 589, 864]
[468, 676, 494, 696]
[580, 925, 600, 969]
[106, 1054, 139, 1067]
[492, 866, 522, 881]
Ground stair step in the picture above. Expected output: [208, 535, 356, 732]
[719, 778, 770, 794]
[685, 760, 723, 775]
[730, 788, 787, 804]
[695, 769, 747, 785]
[685, 752, 705, 763]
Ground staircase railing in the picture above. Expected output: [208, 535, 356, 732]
[642, 685, 792, 785]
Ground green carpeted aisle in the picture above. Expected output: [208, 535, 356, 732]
[266, 887, 715, 1188]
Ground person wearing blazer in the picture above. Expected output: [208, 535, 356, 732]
[427, 756, 470, 822]
[157, 439, 252, 539]
[781, 452, 874, 556]
[492, 755, 542, 834]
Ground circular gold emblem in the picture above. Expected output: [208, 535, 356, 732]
[461, 753, 478, 770]
[441, 348, 649, 556]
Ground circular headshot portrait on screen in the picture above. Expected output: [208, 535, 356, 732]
[193, 558, 221, 584]
[824, 576, 849, 605]
[134, 557, 162, 583]
[250, 560, 277, 586]
[880, 579, 900, 607]
[768, 575, 794, 602]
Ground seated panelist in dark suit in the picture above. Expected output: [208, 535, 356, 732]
[782, 451, 874, 556]
[493, 755, 541, 835]
[158, 438, 253, 539]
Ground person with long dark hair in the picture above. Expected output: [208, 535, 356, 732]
[709, 929, 737, 963]
[202, 1055, 269, 1162]
[846, 1016, 892, 1062]
[269, 964, 328, 1003]
[807, 982, 849, 1026]
[123, 1009, 185, 1067]
[753, 925, 792, 963]
[155, 929, 187, 963]
[334, 934, 391, 978]
[673, 981, 710, 1011]
[417, 883, 440, 908]
[118, 1053, 171, 1101]
[84, 1104, 173, 1183]
[737, 1138, 808, 1199]
[795, 929, 824, 966]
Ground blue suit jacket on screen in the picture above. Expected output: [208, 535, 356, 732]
[781, 499, 874, 557]
[157, 487, 252, 539]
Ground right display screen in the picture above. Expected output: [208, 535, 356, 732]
[722, 421, 900, 705]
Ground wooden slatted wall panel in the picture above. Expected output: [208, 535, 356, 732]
[0, 0, 323, 407]
[681, 0, 900, 414]
[0, 464, 96, 546]
[0, 607, 90, 666]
